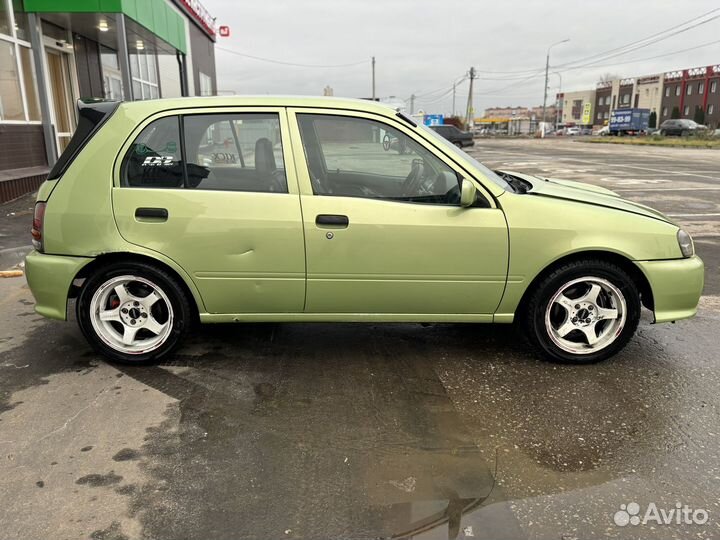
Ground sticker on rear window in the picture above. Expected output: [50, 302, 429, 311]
[142, 156, 175, 166]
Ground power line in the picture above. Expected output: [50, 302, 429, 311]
[468, 8, 720, 79]
[556, 8, 720, 69]
[216, 46, 368, 68]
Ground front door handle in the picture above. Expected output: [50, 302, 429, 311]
[316, 214, 349, 228]
[135, 207, 168, 221]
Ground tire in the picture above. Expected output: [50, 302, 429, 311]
[522, 259, 641, 364]
[77, 261, 192, 364]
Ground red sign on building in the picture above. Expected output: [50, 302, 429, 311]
[219, 25, 230, 37]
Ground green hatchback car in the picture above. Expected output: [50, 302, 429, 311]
[26, 97, 704, 364]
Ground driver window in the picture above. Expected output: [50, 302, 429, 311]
[297, 114, 462, 205]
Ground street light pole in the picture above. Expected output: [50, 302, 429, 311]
[371, 56, 376, 100]
[542, 39, 569, 137]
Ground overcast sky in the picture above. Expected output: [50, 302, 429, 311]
[210, 0, 720, 116]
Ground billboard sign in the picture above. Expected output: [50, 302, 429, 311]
[423, 114, 444, 126]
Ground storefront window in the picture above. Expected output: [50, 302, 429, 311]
[11, 0, 28, 42]
[130, 52, 159, 100]
[0, 0, 10, 37]
[0, 40, 24, 120]
[101, 45, 123, 100]
[20, 46, 40, 120]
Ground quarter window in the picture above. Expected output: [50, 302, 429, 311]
[123, 116, 184, 188]
[297, 114, 470, 206]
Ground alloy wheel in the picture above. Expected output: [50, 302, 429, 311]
[544, 276, 627, 355]
[89, 275, 174, 355]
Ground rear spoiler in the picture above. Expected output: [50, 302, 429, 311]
[47, 99, 121, 181]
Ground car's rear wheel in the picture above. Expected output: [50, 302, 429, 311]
[77, 261, 192, 364]
[454, 141, 463, 148]
[522, 260, 641, 364]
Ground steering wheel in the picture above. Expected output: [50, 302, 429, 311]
[401, 159, 425, 196]
[382, 134, 391, 151]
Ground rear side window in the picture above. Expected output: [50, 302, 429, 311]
[121, 113, 287, 193]
[183, 113, 287, 193]
[122, 116, 184, 188]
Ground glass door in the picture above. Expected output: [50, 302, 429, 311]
[45, 47, 76, 153]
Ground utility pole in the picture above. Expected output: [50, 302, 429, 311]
[410, 94, 415, 115]
[465, 67, 475, 130]
[371, 56, 376, 100]
[452, 82, 456, 117]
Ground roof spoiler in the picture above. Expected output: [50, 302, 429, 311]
[47, 99, 121, 180]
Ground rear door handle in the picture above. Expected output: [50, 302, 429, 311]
[135, 207, 168, 221]
[316, 214, 349, 228]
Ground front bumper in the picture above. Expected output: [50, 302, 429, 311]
[25, 251, 92, 321]
[635, 255, 704, 323]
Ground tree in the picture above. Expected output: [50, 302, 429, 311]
[693, 106, 705, 125]
[648, 111, 657, 128]
[671, 106, 681, 119]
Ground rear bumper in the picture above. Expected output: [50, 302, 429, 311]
[635, 255, 704, 323]
[25, 251, 92, 320]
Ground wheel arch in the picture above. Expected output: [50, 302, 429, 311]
[514, 250, 654, 316]
[69, 252, 205, 319]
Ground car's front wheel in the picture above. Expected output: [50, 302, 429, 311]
[523, 260, 641, 364]
[77, 261, 192, 364]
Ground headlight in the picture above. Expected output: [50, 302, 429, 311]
[677, 229, 694, 258]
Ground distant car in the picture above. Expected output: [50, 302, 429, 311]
[659, 119, 707, 136]
[565, 127, 581, 136]
[595, 126, 610, 136]
[580, 128, 593, 136]
[429, 124, 474, 147]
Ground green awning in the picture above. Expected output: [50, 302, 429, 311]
[22, 0, 187, 53]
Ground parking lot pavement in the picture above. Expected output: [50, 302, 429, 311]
[1, 140, 720, 539]
[470, 138, 720, 298]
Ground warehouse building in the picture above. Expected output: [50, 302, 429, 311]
[0, 0, 217, 203]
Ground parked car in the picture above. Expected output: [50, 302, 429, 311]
[595, 126, 610, 136]
[26, 97, 703, 365]
[428, 124, 475, 147]
[659, 119, 707, 136]
[565, 126, 581, 136]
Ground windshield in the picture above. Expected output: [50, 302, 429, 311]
[417, 123, 511, 191]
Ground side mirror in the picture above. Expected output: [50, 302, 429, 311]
[460, 178, 477, 207]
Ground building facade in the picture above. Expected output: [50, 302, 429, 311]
[560, 63, 720, 131]
[0, 0, 217, 202]
[659, 65, 720, 126]
[558, 89, 596, 127]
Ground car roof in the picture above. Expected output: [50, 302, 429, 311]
[116, 95, 400, 118]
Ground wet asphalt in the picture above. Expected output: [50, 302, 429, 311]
[1, 139, 719, 540]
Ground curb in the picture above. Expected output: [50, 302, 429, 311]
[0, 245, 32, 270]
